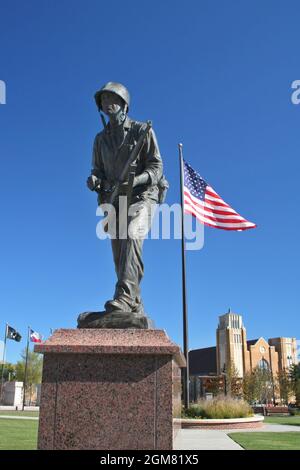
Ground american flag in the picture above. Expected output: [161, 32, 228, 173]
[183, 160, 256, 231]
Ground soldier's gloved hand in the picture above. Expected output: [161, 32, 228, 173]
[133, 173, 150, 187]
[87, 175, 101, 191]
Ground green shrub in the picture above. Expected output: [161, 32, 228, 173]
[185, 396, 253, 419]
[184, 403, 205, 418]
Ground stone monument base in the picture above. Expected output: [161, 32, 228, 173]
[77, 310, 154, 329]
[34, 329, 185, 450]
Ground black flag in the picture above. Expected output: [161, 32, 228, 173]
[6, 325, 22, 342]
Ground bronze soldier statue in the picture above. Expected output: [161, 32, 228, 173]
[77, 82, 168, 329]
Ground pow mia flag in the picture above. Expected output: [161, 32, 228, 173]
[6, 325, 22, 342]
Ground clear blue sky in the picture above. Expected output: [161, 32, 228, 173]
[1, 0, 299, 364]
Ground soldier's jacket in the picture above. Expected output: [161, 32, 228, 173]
[91, 116, 163, 205]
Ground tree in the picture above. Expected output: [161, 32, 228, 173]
[226, 362, 243, 398]
[290, 363, 300, 406]
[242, 367, 274, 404]
[242, 371, 256, 403]
[204, 376, 224, 396]
[1, 363, 17, 381]
[277, 369, 293, 405]
[0, 362, 17, 399]
[15, 349, 43, 404]
[253, 367, 274, 403]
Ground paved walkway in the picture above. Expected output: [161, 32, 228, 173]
[174, 429, 243, 450]
[0, 415, 39, 420]
[174, 424, 300, 450]
[0, 406, 39, 411]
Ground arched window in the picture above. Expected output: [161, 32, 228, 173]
[258, 358, 269, 370]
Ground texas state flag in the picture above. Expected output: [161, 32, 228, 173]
[30, 329, 43, 343]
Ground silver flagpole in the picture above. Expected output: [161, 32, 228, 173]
[178, 143, 190, 410]
[22, 326, 30, 410]
[0, 324, 8, 404]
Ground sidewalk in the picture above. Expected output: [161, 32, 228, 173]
[174, 429, 243, 450]
[0, 406, 39, 411]
[174, 423, 300, 450]
[0, 415, 38, 420]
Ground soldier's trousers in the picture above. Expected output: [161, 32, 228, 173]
[110, 199, 157, 311]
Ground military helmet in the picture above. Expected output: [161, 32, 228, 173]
[94, 82, 130, 111]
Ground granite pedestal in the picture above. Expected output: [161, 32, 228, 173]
[34, 329, 185, 450]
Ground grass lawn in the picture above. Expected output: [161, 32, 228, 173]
[0, 418, 38, 450]
[229, 432, 300, 450]
[264, 416, 300, 427]
[0, 411, 39, 418]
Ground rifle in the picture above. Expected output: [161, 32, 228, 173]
[103, 120, 152, 232]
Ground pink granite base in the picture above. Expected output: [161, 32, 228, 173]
[35, 329, 185, 450]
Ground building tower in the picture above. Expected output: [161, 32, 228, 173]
[216, 309, 247, 377]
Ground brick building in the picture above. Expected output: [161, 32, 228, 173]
[189, 310, 298, 399]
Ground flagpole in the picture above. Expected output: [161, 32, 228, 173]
[22, 326, 30, 411]
[0, 324, 8, 405]
[178, 143, 190, 410]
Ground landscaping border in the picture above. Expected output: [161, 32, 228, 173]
[180, 415, 264, 430]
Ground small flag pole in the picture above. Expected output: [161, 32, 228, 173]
[0, 324, 8, 405]
[178, 143, 190, 410]
[22, 326, 30, 411]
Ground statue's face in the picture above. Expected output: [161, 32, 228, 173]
[101, 92, 125, 115]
